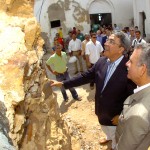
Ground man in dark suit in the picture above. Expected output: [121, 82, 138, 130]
[50, 31, 136, 150]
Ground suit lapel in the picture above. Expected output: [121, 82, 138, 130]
[130, 86, 150, 103]
[102, 57, 127, 91]
[122, 86, 150, 116]
[110, 57, 127, 80]
[101, 59, 108, 82]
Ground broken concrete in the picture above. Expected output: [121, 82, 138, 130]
[0, 0, 78, 149]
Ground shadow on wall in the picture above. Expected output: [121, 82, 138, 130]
[41, 32, 51, 53]
[0, 101, 15, 149]
[47, 0, 90, 34]
[145, 34, 150, 43]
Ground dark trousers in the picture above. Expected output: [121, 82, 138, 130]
[88, 63, 94, 87]
[56, 71, 78, 100]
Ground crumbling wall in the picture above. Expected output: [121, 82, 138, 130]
[47, 0, 90, 34]
[0, 0, 72, 149]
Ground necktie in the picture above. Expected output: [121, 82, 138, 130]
[102, 62, 115, 91]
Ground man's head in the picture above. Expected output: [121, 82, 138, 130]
[135, 26, 138, 31]
[55, 43, 63, 55]
[126, 43, 150, 86]
[77, 29, 81, 34]
[56, 33, 60, 38]
[89, 30, 93, 36]
[129, 27, 135, 36]
[84, 33, 90, 41]
[73, 27, 76, 30]
[91, 33, 97, 43]
[54, 37, 59, 45]
[72, 33, 77, 40]
[97, 30, 101, 36]
[68, 31, 72, 36]
[104, 31, 130, 62]
[114, 24, 117, 28]
[105, 28, 111, 37]
[135, 30, 141, 40]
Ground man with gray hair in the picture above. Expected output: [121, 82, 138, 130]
[50, 31, 136, 150]
[115, 43, 150, 150]
[81, 33, 90, 61]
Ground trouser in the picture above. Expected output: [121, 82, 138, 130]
[98, 116, 116, 149]
[88, 63, 94, 87]
[100, 125, 116, 149]
[56, 71, 78, 100]
[72, 51, 83, 72]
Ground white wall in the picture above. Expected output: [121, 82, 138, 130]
[87, 0, 133, 29]
[133, 0, 150, 40]
[113, 0, 133, 28]
[34, 0, 134, 46]
[34, 0, 54, 44]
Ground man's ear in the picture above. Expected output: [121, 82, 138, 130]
[140, 64, 147, 77]
[119, 47, 125, 54]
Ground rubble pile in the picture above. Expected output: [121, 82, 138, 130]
[0, 0, 74, 149]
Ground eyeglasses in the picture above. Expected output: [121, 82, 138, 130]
[106, 39, 120, 46]
[92, 37, 97, 38]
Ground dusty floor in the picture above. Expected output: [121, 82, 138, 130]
[43, 52, 112, 150]
[56, 85, 112, 150]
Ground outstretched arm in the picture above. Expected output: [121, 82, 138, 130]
[49, 80, 63, 88]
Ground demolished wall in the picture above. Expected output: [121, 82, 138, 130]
[0, 0, 73, 149]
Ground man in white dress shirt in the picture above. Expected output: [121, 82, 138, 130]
[68, 33, 83, 74]
[131, 30, 146, 48]
[85, 33, 103, 89]
[81, 33, 91, 68]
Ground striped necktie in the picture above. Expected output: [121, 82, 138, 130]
[102, 62, 115, 91]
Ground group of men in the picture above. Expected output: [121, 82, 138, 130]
[67, 29, 105, 75]
[128, 28, 146, 57]
[47, 27, 105, 99]
[47, 29, 150, 150]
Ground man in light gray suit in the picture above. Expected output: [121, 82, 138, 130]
[115, 43, 150, 150]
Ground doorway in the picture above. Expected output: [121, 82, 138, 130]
[90, 13, 112, 30]
[139, 12, 146, 37]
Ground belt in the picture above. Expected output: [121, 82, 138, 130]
[57, 68, 68, 75]
[72, 50, 81, 52]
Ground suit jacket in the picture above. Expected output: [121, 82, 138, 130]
[102, 35, 107, 48]
[115, 86, 150, 150]
[64, 56, 136, 126]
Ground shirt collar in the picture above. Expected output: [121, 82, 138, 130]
[107, 55, 124, 66]
[134, 83, 150, 93]
[55, 52, 62, 57]
[136, 38, 142, 42]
